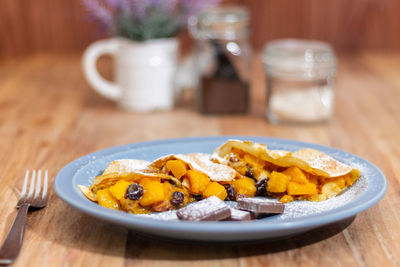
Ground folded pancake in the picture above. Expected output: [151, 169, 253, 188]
[151, 153, 237, 181]
[89, 159, 172, 192]
[291, 148, 360, 179]
[212, 140, 361, 202]
[79, 159, 190, 214]
[150, 153, 237, 200]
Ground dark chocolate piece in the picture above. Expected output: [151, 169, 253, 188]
[237, 197, 285, 214]
[249, 212, 279, 220]
[227, 208, 251, 221]
[177, 196, 231, 221]
[137, 211, 179, 221]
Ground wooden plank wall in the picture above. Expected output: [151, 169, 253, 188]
[245, 0, 400, 51]
[1, 0, 399, 58]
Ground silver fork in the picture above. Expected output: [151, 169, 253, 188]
[0, 170, 48, 265]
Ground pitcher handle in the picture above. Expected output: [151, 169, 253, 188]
[82, 38, 121, 100]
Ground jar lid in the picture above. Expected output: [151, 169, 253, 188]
[193, 6, 249, 40]
[263, 39, 336, 79]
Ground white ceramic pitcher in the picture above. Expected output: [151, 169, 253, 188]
[82, 38, 178, 112]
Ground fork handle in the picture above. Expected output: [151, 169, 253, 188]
[0, 204, 30, 265]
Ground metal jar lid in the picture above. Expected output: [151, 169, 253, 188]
[191, 6, 249, 40]
[263, 39, 336, 80]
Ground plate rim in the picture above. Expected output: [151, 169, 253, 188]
[54, 136, 387, 239]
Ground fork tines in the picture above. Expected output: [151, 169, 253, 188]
[17, 170, 48, 208]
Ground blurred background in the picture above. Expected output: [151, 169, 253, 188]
[1, 0, 399, 59]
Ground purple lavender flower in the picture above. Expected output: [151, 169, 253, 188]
[181, 0, 221, 19]
[81, 0, 220, 40]
[124, 0, 147, 20]
[82, 0, 114, 28]
[103, 0, 121, 8]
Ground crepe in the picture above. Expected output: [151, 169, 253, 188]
[291, 148, 360, 179]
[78, 140, 361, 215]
[78, 154, 237, 214]
[151, 153, 237, 182]
[89, 159, 172, 192]
[212, 139, 361, 202]
[79, 159, 176, 207]
[212, 139, 360, 179]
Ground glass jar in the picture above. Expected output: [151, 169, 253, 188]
[190, 7, 251, 114]
[263, 39, 336, 124]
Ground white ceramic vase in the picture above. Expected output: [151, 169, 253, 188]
[83, 37, 179, 112]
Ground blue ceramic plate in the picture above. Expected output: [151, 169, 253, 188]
[54, 137, 387, 242]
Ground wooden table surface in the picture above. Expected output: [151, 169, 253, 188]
[0, 52, 399, 267]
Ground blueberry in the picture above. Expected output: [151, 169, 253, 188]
[126, 183, 144, 200]
[171, 191, 185, 207]
[223, 184, 237, 201]
[245, 167, 257, 182]
[255, 178, 269, 196]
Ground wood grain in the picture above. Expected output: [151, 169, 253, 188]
[1, 0, 400, 58]
[242, 0, 400, 51]
[0, 52, 399, 266]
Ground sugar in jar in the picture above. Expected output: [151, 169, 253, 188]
[263, 39, 336, 124]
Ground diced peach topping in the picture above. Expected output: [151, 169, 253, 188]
[203, 182, 228, 200]
[280, 195, 294, 203]
[166, 160, 187, 179]
[139, 180, 165, 206]
[287, 182, 317, 195]
[283, 167, 308, 184]
[267, 171, 291, 193]
[232, 177, 256, 197]
[186, 170, 211, 195]
[109, 180, 131, 200]
[97, 189, 120, 210]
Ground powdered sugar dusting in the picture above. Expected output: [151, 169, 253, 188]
[279, 164, 368, 220]
[111, 159, 150, 174]
[177, 196, 230, 221]
[229, 208, 251, 221]
[136, 211, 179, 221]
[74, 138, 377, 224]
[292, 148, 356, 177]
[187, 153, 236, 182]
[173, 153, 236, 181]
[137, 161, 369, 222]
[271, 150, 371, 220]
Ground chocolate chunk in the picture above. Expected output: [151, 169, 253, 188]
[249, 212, 278, 220]
[137, 211, 179, 221]
[227, 208, 251, 221]
[177, 196, 231, 221]
[237, 197, 285, 214]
